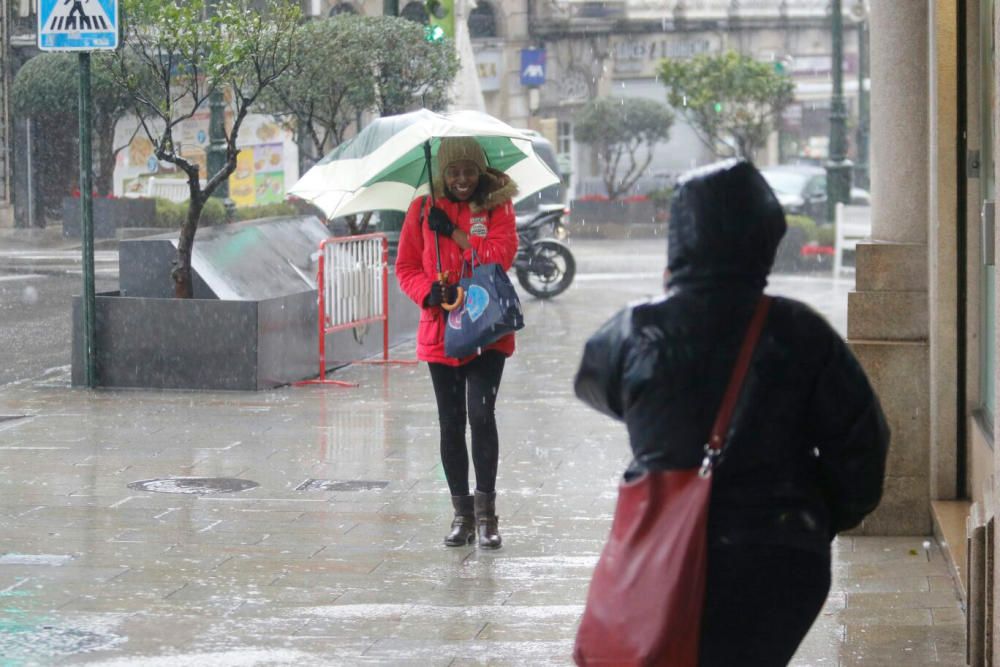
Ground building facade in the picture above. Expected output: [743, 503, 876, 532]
[524, 0, 869, 198]
[0, 0, 868, 224]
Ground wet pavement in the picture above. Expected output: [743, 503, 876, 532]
[0, 240, 964, 665]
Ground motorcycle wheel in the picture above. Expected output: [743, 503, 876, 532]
[516, 240, 576, 299]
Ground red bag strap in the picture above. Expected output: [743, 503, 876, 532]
[705, 295, 772, 458]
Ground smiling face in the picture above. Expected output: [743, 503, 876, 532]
[443, 160, 481, 201]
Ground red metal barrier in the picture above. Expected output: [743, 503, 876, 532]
[296, 233, 416, 388]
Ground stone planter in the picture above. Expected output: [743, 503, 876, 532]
[62, 197, 156, 240]
[71, 216, 419, 390]
[71, 285, 418, 391]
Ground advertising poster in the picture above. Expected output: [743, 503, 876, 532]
[113, 108, 297, 205]
[229, 150, 256, 208]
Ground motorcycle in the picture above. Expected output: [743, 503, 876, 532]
[513, 204, 576, 299]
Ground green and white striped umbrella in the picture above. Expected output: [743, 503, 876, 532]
[287, 109, 561, 220]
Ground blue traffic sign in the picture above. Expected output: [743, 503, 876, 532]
[520, 49, 546, 87]
[38, 0, 119, 51]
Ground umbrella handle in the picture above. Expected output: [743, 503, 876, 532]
[442, 286, 464, 312]
[437, 271, 464, 311]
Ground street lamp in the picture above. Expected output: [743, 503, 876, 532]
[853, 1, 870, 190]
[826, 0, 852, 221]
[206, 0, 234, 218]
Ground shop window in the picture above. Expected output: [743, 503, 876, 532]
[401, 1, 429, 24]
[558, 120, 573, 156]
[328, 2, 356, 15]
[469, 2, 498, 39]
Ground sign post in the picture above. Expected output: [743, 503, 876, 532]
[38, 0, 119, 388]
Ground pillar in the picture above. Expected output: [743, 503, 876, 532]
[849, 0, 932, 534]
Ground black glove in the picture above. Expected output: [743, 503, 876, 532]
[427, 206, 456, 237]
[424, 281, 459, 308]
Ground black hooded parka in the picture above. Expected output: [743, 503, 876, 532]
[574, 159, 890, 558]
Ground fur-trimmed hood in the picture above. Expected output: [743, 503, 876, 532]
[434, 167, 519, 213]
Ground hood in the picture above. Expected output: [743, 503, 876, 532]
[667, 159, 786, 289]
[435, 167, 519, 213]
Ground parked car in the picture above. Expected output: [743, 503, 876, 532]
[760, 164, 870, 222]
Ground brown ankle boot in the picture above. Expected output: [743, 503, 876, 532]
[474, 490, 502, 549]
[444, 495, 475, 546]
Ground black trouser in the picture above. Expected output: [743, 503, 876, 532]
[698, 544, 831, 666]
[427, 351, 506, 497]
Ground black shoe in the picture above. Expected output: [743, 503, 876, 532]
[474, 490, 502, 549]
[444, 494, 475, 546]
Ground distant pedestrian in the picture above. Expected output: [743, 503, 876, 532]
[395, 137, 519, 549]
[574, 159, 890, 665]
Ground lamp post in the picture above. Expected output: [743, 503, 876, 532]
[207, 1, 233, 218]
[826, 0, 852, 221]
[855, 5, 870, 190]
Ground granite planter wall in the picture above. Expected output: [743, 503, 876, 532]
[71, 216, 419, 390]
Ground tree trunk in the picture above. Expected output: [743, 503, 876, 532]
[172, 196, 205, 298]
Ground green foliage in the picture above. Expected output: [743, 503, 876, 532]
[233, 202, 298, 221]
[647, 186, 674, 209]
[112, 0, 300, 195]
[200, 198, 228, 226]
[12, 54, 78, 122]
[816, 224, 836, 246]
[366, 16, 459, 116]
[12, 52, 141, 196]
[573, 97, 674, 200]
[152, 198, 184, 228]
[658, 51, 795, 159]
[260, 14, 459, 166]
[112, 0, 302, 293]
[261, 15, 446, 165]
[153, 197, 289, 227]
[785, 214, 818, 242]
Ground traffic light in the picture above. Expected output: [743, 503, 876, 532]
[425, 0, 446, 18]
[713, 102, 723, 113]
[425, 0, 453, 39]
[424, 24, 446, 42]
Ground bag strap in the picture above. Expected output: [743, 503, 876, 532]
[702, 295, 772, 470]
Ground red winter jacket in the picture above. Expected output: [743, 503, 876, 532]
[395, 168, 519, 366]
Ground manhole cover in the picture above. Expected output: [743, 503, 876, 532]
[295, 479, 389, 492]
[127, 477, 259, 495]
[0, 625, 122, 658]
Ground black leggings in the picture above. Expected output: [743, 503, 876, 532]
[427, 351, 506, 496]
[698, 544, 831, 666]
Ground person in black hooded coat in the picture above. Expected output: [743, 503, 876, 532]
[574, 159, 890, 666]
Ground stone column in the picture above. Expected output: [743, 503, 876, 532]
[848, 0, 931, 534]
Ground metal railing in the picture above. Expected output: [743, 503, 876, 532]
[297, 232, 415, 388]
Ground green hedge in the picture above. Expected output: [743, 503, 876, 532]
[233, 201, 298, 221]
[816, 225, 835, 246]
[150, 198, 298, 228]
[785, 215, 837, 247]
[785, 214, 817, 242]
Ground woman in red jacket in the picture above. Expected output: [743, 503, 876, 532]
[395, 137, 519, 549]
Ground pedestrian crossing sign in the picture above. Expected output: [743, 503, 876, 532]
[38, 0, 119, 51]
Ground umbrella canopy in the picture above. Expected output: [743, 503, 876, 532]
[287, 109, 561, 220]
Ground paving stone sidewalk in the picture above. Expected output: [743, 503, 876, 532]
[0, 241, 964, 665]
